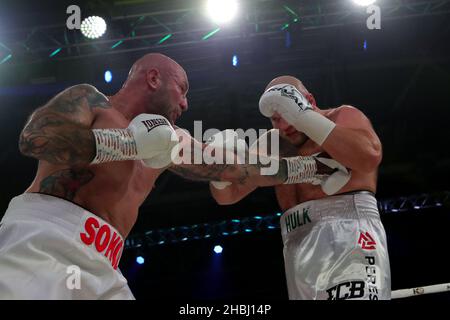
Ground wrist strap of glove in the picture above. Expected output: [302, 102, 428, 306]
[283, 156, 319, 184]
[297, 111, 336, 146]
[91, 129, 138, 164]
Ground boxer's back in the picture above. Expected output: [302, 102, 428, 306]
[23, 89, 162, 237]
[275, 106, 379, 212]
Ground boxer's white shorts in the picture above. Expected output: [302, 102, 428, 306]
[281, 192, 391, 300]
[0, 193, 134, 300]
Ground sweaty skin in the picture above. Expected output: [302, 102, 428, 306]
[211, 75, 382, 211]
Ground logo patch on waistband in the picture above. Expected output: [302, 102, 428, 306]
[358, 231, 376, 250]
[284, 207, 312, 233]
[79, 216, 124, 270]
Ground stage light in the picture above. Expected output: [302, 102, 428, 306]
[232, 54, 238, 67]
[81, 16, 107, 39]
[104, 70, 112, 83]
[214, 245, 223, 254]
[49, 48, 61, 58]
[206, 0, 238, 24]
[352, 0, 376, 6]
[136, 256, 145, 264]
[0, 53, 12, 64]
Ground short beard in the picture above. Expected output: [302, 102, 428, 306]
[148, 88, 171, 120]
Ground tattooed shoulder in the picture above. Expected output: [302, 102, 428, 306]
[46, 84, 111, 115]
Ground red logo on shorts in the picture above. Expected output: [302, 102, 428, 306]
[358, 231, 376, 250]
[80, 216, 124, 270]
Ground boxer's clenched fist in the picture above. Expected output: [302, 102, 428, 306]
[91, 114, 179, 168]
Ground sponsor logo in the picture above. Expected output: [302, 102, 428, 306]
[141, 118, 170, 132]
[267, 85, 313, 112]
[284, 207, 312, 233]
[327, 253, 379, 300]
[413, 287, 425, 295]
[327, 281, 366, 300]
[79, 216, 124, 270]
[365, 256, 379, 300]
[358, 231, 376, 250]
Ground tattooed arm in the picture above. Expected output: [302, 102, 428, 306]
[168, 128, 289, 204]
[19, 84, 110, 166]
[170, 129, 336, 205]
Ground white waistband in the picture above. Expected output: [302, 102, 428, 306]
[280, 192, 380, 237]
[1, 193, 125, 270]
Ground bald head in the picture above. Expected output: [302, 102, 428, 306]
[123, 53, 184, 88]
[114, 53, 189, 124]
[265, 75, 309, 95]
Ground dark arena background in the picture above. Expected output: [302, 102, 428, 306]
[1, 0, 450, 302]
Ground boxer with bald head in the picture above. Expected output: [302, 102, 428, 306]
[0, 54, 341, 299]
[211, 75, 391, 300]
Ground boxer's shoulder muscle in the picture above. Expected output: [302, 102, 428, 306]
[19, 84, 110, 165]
[330, 105, 373, 129]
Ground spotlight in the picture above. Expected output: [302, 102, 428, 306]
[352, 0, 377, 6]
[104, 70, 112, 83]
[213, 245, 223, 254]
[206, 0, 238, 24]
[136, 256, 145, 264]
[232, 54, 238, 67]
[81, 16, 107, 39]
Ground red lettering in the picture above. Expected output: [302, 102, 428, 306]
[79, 216, 124, 269]
[95, 224, 111, 253]
[105, 232, 121, 261]
[80, 217, 100, 245]
[112, 241, 124, 270]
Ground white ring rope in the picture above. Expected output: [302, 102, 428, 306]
[391, 283, 450, 299]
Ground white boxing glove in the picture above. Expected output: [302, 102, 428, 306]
[313, 156, 352, 195]
[259, 84, 336, 146]
[206, 130, 248, 190]
[91, 114, 179, 168]
[283, 154, 351, 195]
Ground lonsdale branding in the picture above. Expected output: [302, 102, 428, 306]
[141, 118, 169, 132]
[284, 207, 312, 233]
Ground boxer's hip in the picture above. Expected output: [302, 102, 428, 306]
[280, 191, 380, 241]
[0, 193, 133, 299]
[280, 191, 391, 300]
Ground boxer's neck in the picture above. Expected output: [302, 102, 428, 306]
[110, 89, 147, 121]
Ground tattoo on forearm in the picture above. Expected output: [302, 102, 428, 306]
[169, 164, 231, 182]
[19, 84, 109, 165]
[39, 168, 94, 200]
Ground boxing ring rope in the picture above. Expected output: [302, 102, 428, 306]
[391, 283, 450, 299]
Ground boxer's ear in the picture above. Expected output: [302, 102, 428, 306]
[146, 68, 162, 91]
